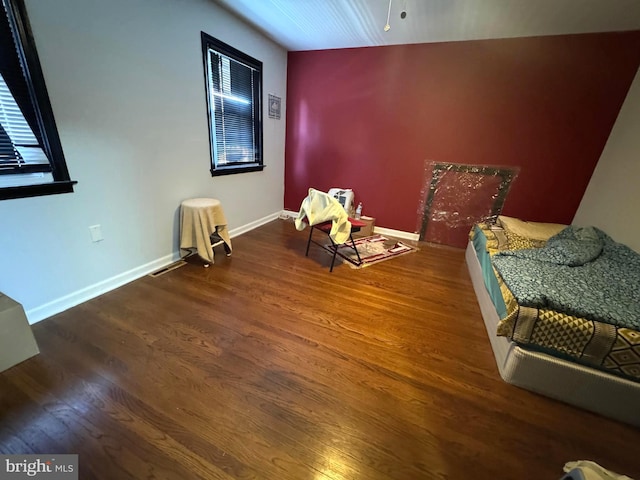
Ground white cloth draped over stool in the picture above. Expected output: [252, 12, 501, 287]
[180, 198, 232, 264]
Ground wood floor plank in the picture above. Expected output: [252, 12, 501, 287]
[54, 295, 423, 479]
[1, 219, 639, 480]
[36, 317, 333, 480]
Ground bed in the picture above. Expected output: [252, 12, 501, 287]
[466, 216, 640, 426]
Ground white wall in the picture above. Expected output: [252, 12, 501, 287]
[0, 0, 287, 322]
[573, 67, 640, 253]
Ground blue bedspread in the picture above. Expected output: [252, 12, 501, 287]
[491, 226, 640, 329]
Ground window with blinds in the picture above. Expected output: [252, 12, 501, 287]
[0, 73, 49, 172]
[0, 0, 75, 199]
[201, 32, 263, 176]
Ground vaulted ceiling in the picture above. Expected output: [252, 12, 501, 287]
[214, 0, 640, 51]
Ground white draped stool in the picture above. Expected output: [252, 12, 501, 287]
[179, 198, 232, 267]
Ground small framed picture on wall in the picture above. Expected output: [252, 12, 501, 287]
[268, 94, 281, 119]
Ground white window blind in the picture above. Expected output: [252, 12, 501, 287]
[0, 0, 75, 199]
[0, 72, 49, 171]
[207, 49, 257, 166]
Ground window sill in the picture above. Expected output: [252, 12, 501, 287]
[210, 164, 264, 177]
[0, 180, 78, 200]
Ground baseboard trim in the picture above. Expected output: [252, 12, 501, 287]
[26, 252, 182, 325]
[228, 211, 282, 237]
[26, 211, 416, 324]
[26, 210, 284, 325]
[373, 226, 420, 242]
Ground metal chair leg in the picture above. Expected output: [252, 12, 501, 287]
[305, 223, 359, 272]
[329, 240, 338, 272]
[305, 226, 314, 256]
[348, 233, 362, 265]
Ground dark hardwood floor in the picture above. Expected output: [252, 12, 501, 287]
[1, 219, 639, 479]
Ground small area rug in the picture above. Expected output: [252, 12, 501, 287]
[323, 234, 418, 269]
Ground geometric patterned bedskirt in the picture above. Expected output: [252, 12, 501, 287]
[502, 305, 640, 381]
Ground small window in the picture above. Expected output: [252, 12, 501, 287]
[0, 0, 76, 200]
[201, 32, 263, 176]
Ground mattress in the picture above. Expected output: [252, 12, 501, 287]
[465, 241, 640, 427]
[472, 223, 640, 383]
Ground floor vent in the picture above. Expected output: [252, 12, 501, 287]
[148, 260, 187, 278]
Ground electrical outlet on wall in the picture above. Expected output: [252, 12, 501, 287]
[89, 225, 103, 242]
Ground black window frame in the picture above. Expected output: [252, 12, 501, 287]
[0, 0, 76, 200]
[201, 32, 264, 177]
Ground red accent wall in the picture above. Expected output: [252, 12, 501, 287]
[284, 32, 640, 234]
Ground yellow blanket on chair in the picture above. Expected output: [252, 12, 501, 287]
[295, 188, 351, 244]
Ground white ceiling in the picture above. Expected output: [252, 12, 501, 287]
[213, 0, 640, 51]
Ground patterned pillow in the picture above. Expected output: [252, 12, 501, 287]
[504, 230, 547, 251]
[498, 216, 566, 241]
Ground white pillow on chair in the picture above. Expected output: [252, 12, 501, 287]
[327, 188, 354, 215]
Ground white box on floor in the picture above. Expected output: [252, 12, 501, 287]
[0, 292, 39, 373]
